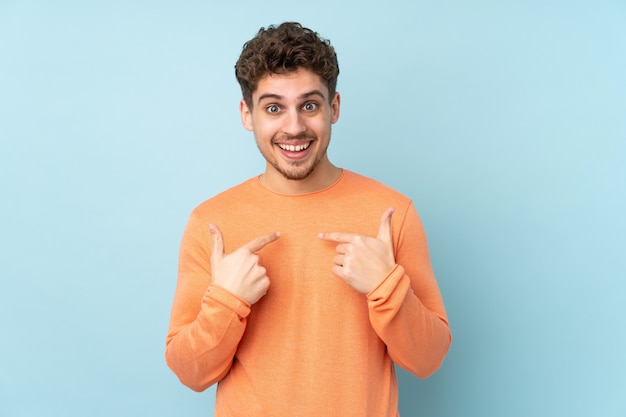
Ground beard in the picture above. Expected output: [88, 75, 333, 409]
[269, 151, 324, 180]
[261, 132, 330, 181]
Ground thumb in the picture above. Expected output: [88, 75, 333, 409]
[208, 224, 225, 259]
[377, 207, 395, 244]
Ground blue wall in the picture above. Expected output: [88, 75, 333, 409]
[1, 1, 624, 416]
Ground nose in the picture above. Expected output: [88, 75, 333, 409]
[282, 109, 306, 136]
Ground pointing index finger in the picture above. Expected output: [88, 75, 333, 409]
[317, 232, 356, 243]
[242, 232, 281, 253]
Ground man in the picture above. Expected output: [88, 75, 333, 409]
[166, 22, 451, 416]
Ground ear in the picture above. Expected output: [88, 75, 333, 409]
[240, 99, 253, 131]
[330, 92, 341, 124]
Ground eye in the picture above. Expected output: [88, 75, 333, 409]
[266, 104, 280, 114]
[302, 102, 317, 111]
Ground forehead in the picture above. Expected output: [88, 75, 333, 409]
[253, 68, 329, 103]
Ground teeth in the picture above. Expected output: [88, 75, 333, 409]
[279, 142, 310, 152]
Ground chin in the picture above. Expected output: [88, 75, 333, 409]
[281, 169, 316, 181]
[274, 162, 317, 181]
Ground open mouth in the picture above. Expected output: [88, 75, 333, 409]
[277, 142, 312, 152]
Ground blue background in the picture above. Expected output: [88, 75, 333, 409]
[1, 1, 624, 416]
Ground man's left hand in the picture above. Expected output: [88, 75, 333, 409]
[318, 207, 396, 294]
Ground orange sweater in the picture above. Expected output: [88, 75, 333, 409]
[166, 170, 451, 416]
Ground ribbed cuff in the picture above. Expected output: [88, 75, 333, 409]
[367, 264, 405, 301]
[204, 284, 252, 318]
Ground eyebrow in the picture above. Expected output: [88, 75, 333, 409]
[256, 90, 327, 105]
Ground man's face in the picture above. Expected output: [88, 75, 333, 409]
[240, 68, 340, 190]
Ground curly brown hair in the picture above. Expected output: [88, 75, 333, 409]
[235, 22, 340, 108]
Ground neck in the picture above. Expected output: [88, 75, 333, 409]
[260, 163, 342, 195]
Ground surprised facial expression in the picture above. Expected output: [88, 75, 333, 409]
[240, 68, 340, 187]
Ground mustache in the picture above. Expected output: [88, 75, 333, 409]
[273, 133, 316, 142]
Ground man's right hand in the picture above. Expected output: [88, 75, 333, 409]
[208, 224, 280, 305]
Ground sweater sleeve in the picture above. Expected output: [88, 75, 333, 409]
[165, 211, 250, 392]
[366, 201, 452, 378]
